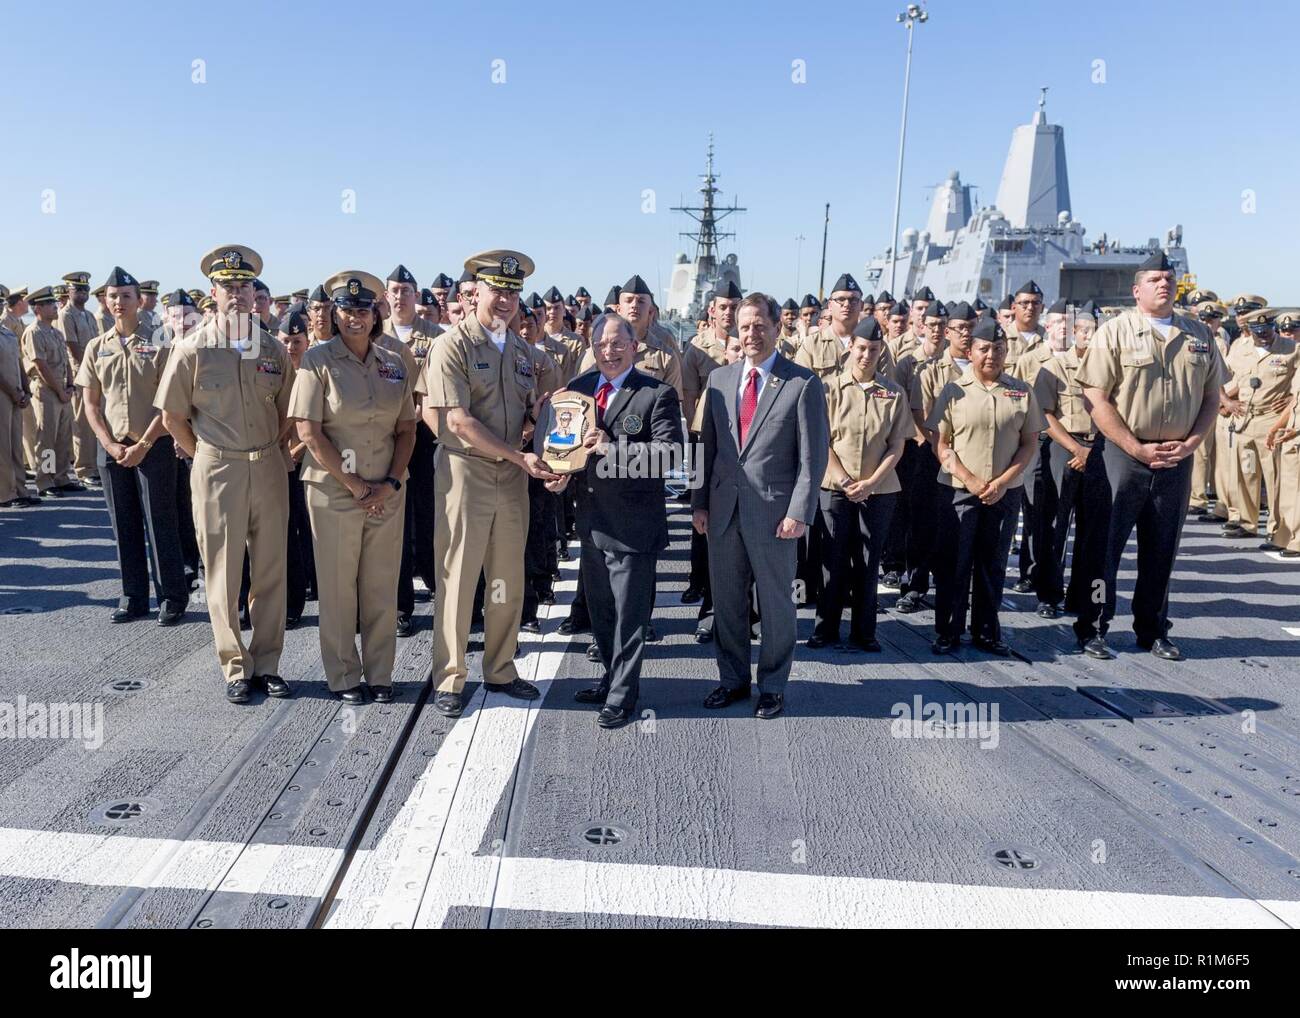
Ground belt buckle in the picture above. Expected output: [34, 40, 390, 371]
[249, 447, 265, 461]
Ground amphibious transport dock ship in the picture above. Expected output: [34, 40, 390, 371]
[867, 91, 1191, 306]
[2, 486, 1300, 929]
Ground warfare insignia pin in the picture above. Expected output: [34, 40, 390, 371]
[622, 413, 643, 435]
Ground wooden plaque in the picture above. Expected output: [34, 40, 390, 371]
[540, 389, 597, 474]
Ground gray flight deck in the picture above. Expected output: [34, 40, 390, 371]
[2, 489, 1299, 928]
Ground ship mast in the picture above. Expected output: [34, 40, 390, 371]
[672, 135, 745, 311]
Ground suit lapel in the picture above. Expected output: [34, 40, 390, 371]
[740, 357, 787, 453]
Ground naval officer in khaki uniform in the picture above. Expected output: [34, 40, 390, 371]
[156, 244, 296, 704]
[1188, 300, 1230, 515]
[927, 315, 1044, 656]
[75, 267, 188, 625]
[1221, 308, 1297, 547]
[290, 271, 417, 704]
[0, 295, 36, 508]
[1075, 253, 1226, 661]
[22, 287, 81, 495]
[417, 249, 559, 718]
[811, 317, 911, 651]
[1266, 322, 1300, 558]
[59, 271, 103, 485]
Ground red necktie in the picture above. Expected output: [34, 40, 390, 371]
[739, 367, 759, 446]
[595, 381, 613, 425]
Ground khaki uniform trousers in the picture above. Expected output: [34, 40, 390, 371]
[431, 448, 527, 693]
[1234, 413, 1282, 537]
[21, 401, 38, 472]
[1190, 421, 1215, 509]
[31, 387, 74, 491]
[1273, 434, 1300, 554]
[0, 395, 28, 500]
[71, 390, 100, 480]
[305, 479, 405, 692]
[191, 443, 289, 684]
[1212, 414, 1239, 521]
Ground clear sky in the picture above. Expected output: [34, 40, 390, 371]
[3, 0, 1296, 307]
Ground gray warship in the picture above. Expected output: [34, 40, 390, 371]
[867, 90, 1191, 305]
[664, 136, 745, 325]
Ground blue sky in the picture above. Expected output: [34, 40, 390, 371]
[3, 0, 1297, 306]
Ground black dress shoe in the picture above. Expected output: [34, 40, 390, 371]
[644, 623, 660, 643]
[1221, 524, 1250, 538]
[1011, 579, 1034, 593]
[1078, 635, 1115, 660]
[574, 684, 610, 704]
[755, 693, 784, 719]
[557, 547, 570, 562]
[396, 612, 412, 638]
[557, 618, 575, 635]
[40, 487, 66, 498]
[57, 481, 88, 493]
[849, 635, 882, 653]
[226, 680, 252, 704]
[585, 643, 601, 662]
[259, 675, 292, 698]
[520, 618, 541, 634]
[539, 591, 555, 606]
[973, 636, 1011, 657]
[894, 592, 923, 613]
[1036, 602, 1061, 619]
[111, 604, 148, 623]
[284, 615, 300, 630]
[1282, 549, 1300, 558]
[703, 685, 751, 709]
[371, 686, 395, 703]
[337, 686, 365, 704]
[806, 633, 832, 649]
[158, 602, 185, 627]
[490, 677, 540, 700]
[931, 635, 959, 654]
[596, 705, 631, 729]
[880, 571, 901, 590]
[1148, 637, 1183, 661]
[680, 587, 704, 605]
[1259, 542, 1281, 552]
[434, 691, 463, 717]
[695, 622, 713, 643]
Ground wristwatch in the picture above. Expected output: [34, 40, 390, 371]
[385, 476, 401, 491]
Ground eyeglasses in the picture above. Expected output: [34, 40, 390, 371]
[828, 296, 861, 306]
[1013, 299, 1042, 308]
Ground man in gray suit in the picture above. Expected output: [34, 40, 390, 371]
[692, 292, 830, 718]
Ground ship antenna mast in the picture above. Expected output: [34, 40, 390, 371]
[671, 133, 745, 279]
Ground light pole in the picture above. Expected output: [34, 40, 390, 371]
[889, 3, 928, 295]
[794, 234, 806, 296]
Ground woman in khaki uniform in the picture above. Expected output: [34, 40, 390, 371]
[290, 271, 417, 704]
[811, 318, 911, 652]
[927, 316, 1044, 656]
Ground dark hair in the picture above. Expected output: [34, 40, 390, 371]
[330, 305, 383, 339]
[738, 292, 780, 325]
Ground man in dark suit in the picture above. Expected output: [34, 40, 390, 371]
[692, 292, 829, 719]
[545, 313, 683, 728]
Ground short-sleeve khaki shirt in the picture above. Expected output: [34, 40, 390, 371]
[926, 369, 1045, 490]
[288, 335, 418, 485]
[823, 370, 913, 492]
[415, 316, 536, 460]
[153, 321, 295, 452]
[75, 321, 170, 442]
[1034, 347, 1093, 436]
[917, 349, 966, 422]
[1075, 309, 1226, 442]
[58, 306, 100, 366]
[1224, 336, 1297, 415]
[21, 322, 70, 389]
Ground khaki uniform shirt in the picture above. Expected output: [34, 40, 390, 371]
[288, 335, 418, 485]
[889, 330, 921, 364]
[1004, 324, 1043, 363]
[2, 313, 25, 347]
[916, 349, 967, 422]
[543, 328, 585, 382]
[58, 306, 100, 368]
[416, 316, 537, 461]
[1012, 341, 1055, 387]
[375, 330, 419, 379]
[154, 322, 295, 452]
[927, 369, 1045, 490]
[1224, 336, 1298, 421]
[528, 343, 563, 399]
[383, 316, 443, 375]
[0, 325, 22, 399]
[21, 321, 71, 390]
[681, 334, 728, 426]
[1034, 347, 1093, 436]
[823, 369, 912, 492]
[74, 322, 170, 442]
[1075, 309, 1226, 442]
[895, 345, 942, 415]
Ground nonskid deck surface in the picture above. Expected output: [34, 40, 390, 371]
[1, 492, 1298, 928]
